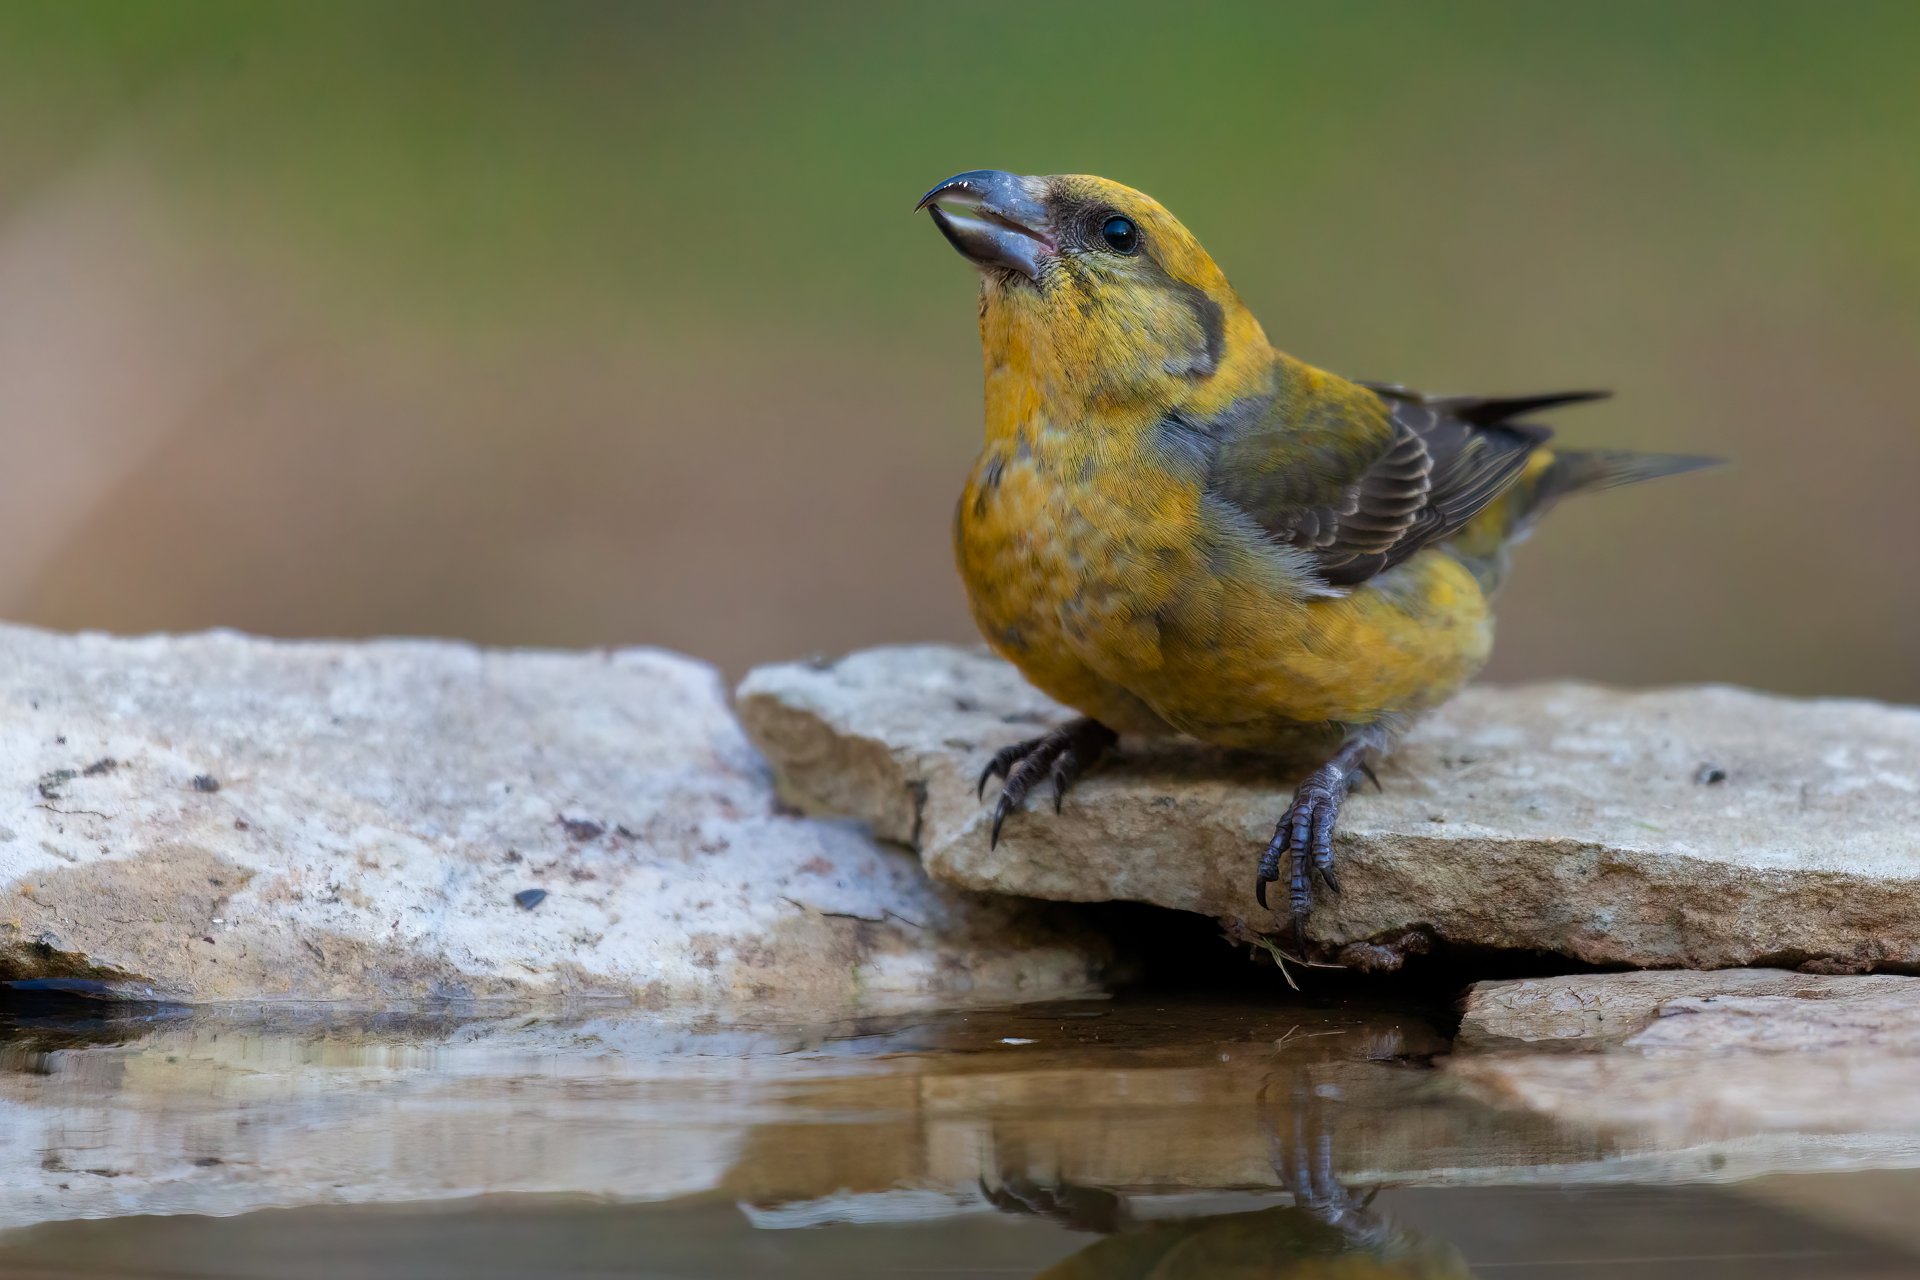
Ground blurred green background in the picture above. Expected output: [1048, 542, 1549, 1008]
[0, 1, 1914, 699]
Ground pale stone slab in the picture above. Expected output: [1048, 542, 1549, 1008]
[1453, 971, 1920, 1152]
[1460, 969, 1920, 1050]
[0, 624, 1105, 1007]
[739, 645, 1920, 969]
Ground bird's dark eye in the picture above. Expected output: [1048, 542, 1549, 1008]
[1099, 215, 1139, 254]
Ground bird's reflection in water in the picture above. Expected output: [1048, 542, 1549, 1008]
[990, 1033, 1470, 1280]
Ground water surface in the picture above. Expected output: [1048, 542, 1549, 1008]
[1, 993, 1916, 1277]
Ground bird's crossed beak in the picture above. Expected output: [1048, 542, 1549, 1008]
[917, 170, 1053, 280]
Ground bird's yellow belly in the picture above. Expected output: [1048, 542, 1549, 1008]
[957, 442, 1494, 747]
[1143, 551, 1495, 745]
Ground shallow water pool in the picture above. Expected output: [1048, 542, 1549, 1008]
[1, 993, 1916, 1278]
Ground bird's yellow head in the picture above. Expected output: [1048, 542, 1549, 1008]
[918, 170, 1268, 422]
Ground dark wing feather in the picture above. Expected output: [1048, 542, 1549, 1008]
[1362, 382, 1610, 425]
[1210, 380, 1590, 588]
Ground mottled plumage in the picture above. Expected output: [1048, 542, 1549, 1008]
[919, 170, 1716, 933]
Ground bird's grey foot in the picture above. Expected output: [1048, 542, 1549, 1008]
[1264, 1076, 1392, 1247]
[1255, 737, 1377, 935]
[977, 717, 1116, 848]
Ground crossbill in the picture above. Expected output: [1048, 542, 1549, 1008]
[917, 169, 1716, 937]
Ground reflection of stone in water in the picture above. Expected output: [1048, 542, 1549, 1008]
[719, 1005, 1464, 1215]
[1031, 1204, 1467, 1279]
[0, 994, 188, 1075]
[0, 991, 1888, 1247]
[1008, 1057, 1471, 1279]
[723, 1001, 1541, 1278]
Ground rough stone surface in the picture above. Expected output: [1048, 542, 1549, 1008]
[738, 645, 1920, 971]
[1460, 969, 1920, 1051]
[0, 624, 1107, 1007]
[1452, 970, 1920, 1152]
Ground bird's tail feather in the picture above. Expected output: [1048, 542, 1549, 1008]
[1453, 448, 1721, 591]
[1519, 449, 1723, 532]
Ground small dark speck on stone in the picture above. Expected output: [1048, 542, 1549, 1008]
[514, 889, 548, 910]
[233, 819, 250, 831]
[192, 1157, 223, 1167]
[82, 758, 117, 777]
[1695, 763, 1729, 785]
[192, 775, 222, 793]
[504, 849, 523, 863]
[614, 824, 640, 840]
[558, 816, 605, 841]
[36, 770, 76, 800]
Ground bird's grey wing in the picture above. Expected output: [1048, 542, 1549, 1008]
[1207, 381, 1592, 587]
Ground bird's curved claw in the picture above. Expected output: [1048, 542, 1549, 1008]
[1256, 750, 1373, 936]
[975, 719, 1115, 848]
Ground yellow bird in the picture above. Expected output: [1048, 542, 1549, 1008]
[917, 169, 1716, 935]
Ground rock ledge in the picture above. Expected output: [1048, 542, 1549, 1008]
[739, 645, 1920, 972]
[0, 624, 1106, 1007]
[1451, 970, 1920, 1152]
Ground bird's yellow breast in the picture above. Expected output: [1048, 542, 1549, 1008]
[956, 417, 1495, 748]
[955, 419, 1178, 735]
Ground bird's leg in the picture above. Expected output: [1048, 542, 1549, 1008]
[1255, 731, 1380, 934]
[977, 717, 1116, 848]
[1262, 1073, 1396, 1251]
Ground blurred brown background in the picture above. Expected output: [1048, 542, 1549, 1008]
[1, 2, 1915, 699]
